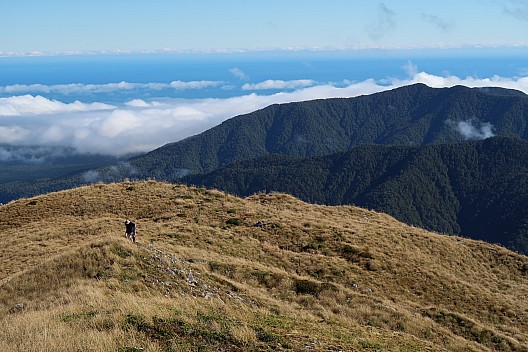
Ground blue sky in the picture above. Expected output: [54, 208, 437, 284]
[2, 0, 528, 54]
[1, 1, 528, 158]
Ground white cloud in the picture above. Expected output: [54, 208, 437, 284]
[169, 80, 222, 89]
[396, 70, 528, 91]
[125, 99, 151, 107]
[455, 119, 495, 140]
[82, 162, 138, 183]
[0, 95, 114, 116]
[0, 126, 31, 143]
[229, 67, 249, 81]
[447, 118, 496, 140]
[403, 60, 418, 77]
[83, 170, 100, 182]
[1, 70, 528, 156]
[242, 79, 317, 90]
[0, 80, 224, 95]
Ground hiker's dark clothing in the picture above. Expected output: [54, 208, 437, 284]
[125, 221, 136, 242]
[126, 222, 135, 234]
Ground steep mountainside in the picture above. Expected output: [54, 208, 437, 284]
[1, 182, 527, 351]
[185, 137, 528, 254]
[131, 83, 528, 179]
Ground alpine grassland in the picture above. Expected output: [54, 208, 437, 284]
[1, 181, 527, 351]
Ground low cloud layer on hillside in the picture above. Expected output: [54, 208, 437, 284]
[0, 71, 527, 156]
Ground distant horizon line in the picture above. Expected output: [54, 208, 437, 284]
[2, 43, 528, 58]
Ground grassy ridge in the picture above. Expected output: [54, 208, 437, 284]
[1, 181, 527, 351]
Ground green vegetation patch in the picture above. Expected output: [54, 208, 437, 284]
[110, 244, 133, 258]
[294, 279, 322, 296]
[226, 217, 243, 226]
[60, 310, 97, 323]
[341, 244, 373, 262]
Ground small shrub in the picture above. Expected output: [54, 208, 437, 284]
[359, 340, 382, 350]
[294, 279, 322, 296]
[365, 260, 380, 271]
[110, 245, 132, 258]
[520, 262, 528, 274]
[341, 244, 373, 262]
[255, 329, 281, 343]
[226, 218, 243, 226]
[60, 310, 97, 323]
[209, 261, 235, 277]
[253, 270, 284, 289]
[123, 313, 148, 332]
[342, 244, 361, 256]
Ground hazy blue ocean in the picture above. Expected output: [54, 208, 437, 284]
[1, 49, 527, 103]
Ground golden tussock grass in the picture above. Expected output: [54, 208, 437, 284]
[0, 181, 527, 351]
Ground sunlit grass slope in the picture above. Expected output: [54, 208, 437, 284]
[1, 181, 527, 351]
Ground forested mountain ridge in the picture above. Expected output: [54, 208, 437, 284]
[131, 83, 528, 179]
[184, 136, 528, 254]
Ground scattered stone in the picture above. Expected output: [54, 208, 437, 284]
[9, 303, 25, 314]
[187, 270, 197, 285]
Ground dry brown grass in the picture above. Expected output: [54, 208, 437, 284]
[0, 181, 527, 351]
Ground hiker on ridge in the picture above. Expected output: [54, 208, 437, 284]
[124, 219, 136, 243]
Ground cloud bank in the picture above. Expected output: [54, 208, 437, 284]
[1, 69, 528, 156]
[0, 80, 224, 95]
[0, 95, 114, 115]
[242, 79, 316, 90]
[82, 162, 137, 182]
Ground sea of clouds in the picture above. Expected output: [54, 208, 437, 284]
[0, 64, 527, 157]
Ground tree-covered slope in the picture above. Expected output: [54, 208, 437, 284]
[131, 83, 528, 179]
[185, 137, 528, 254]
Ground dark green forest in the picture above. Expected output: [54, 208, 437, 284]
[0, 148, 126, 204]
[184, 137, 528, 255]
[131, 83, 528, 179]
